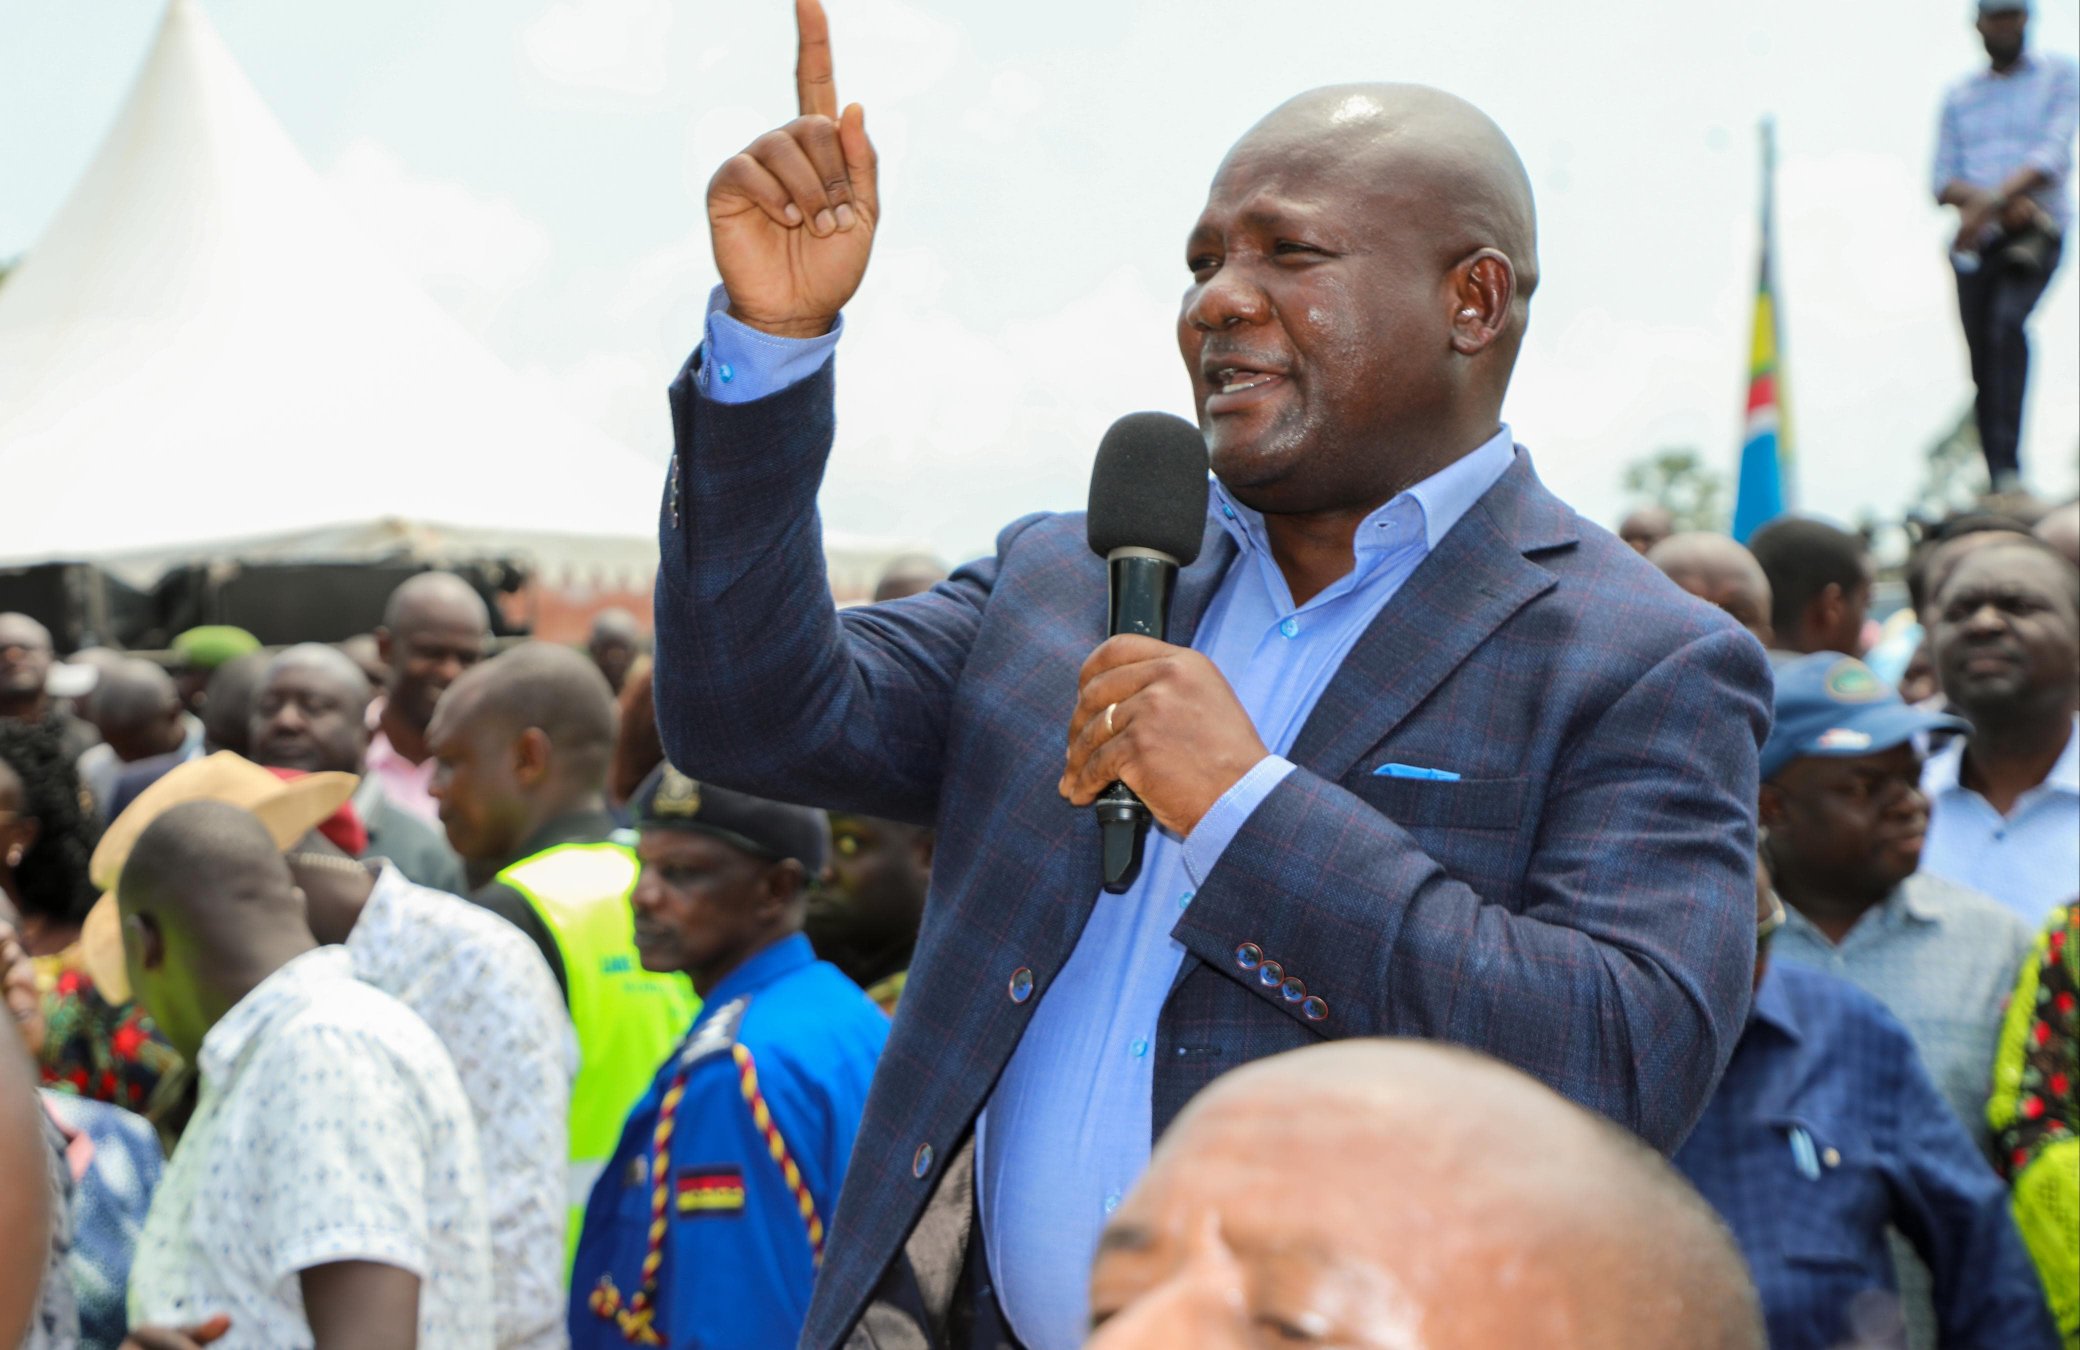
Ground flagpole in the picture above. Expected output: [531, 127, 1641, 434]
[1733, 117, 1792, 541]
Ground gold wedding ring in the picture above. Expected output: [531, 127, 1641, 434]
[1104, 703, 1117, 736]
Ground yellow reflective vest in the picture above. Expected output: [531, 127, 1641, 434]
[496, 840, 699, 1261]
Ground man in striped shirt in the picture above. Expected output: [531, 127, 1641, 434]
[1933, 0, 2079, 491]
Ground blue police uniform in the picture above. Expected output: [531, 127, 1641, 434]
[570, 932, 888, 1349]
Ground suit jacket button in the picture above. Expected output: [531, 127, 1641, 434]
[1008, 967, 1035, 1003]
[1234, 943, 1263, 972]
[913, 1143, 935, 1178]
[1279, 976, 1307, 1003]
[1257, 960, 1284, 987]
[1301, 995, 1329, 1022]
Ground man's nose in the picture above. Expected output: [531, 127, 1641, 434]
[1961, 600, 2009, 636]
[1184, 269, 1269, 333]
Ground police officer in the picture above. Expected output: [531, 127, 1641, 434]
[572, 764, 889, 1349]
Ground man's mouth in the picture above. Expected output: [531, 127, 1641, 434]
[1203, 363, 1289, 415]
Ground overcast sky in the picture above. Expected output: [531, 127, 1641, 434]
[5, 0, 2075, 562]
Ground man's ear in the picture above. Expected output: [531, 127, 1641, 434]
[1757, 783, 1788, 832]
[909, 831, 935, 873]
[1448, 249, 1517, 357]
[513, 727, 553, 788]
[766, 859, 806, 918]
[128, 912, 166, 973]
[1808, 583, 1845, 642]
[373, 627, 395, 669]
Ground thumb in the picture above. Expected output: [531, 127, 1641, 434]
[190, 1315, 234, 1344]
[838, 103, 879, 220]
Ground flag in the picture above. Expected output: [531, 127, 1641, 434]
[1733, 119, 1793, 543]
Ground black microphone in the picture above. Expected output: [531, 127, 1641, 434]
[1085, 412, 1210, 894]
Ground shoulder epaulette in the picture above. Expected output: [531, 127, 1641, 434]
[677, 996, 749, 1069]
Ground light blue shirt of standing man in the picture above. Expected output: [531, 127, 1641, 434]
[1933, 38, 2078, 241]
[1921, 713, 2080, 925]
[688, 281, 1520, 1350]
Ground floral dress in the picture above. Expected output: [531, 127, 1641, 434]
[33, 948, 180, 1114]
[1990, 903, 2079, 1348]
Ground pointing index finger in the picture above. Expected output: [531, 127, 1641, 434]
[795, 0, 838, 119]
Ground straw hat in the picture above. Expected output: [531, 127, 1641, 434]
[80, 752, 357, 1002]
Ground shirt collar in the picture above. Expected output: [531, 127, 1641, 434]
[198, 945, 352, 1082]
[1922, 713, 2079, 798]
[2049, 715, 2080, 793]
[703, 932, 816, 1008]
[1210, 424, 1518, 561]
[1748, 963, 1803, 1045]
[512, 809, 620, 862]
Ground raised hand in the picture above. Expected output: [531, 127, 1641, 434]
[707, 0, 878, 339]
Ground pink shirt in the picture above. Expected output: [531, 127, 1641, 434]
[365, 701, 442, 826]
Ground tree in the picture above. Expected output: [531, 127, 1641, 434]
[1911, 406, 1985, 523]
[1620, 447, 1728, 533]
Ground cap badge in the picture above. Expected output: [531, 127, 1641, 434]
[1815, 727, 1874, 752]
[1824, 660, 1885, 703]
[656, 767, 702, 818]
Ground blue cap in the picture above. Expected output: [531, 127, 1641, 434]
[1761, 655, 1970, 781]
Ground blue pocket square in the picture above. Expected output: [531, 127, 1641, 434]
[1373, 763, 1462, 781]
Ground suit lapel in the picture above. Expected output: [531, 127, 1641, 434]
[1287, 454, 1578, 783]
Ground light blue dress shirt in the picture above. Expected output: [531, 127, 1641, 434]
[1920, 714, 2080, 925]
[1932, 50, 2079, 236]
[697, 295, 1518, 1350]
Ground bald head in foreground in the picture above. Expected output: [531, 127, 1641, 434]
[1087, 1041, 1762, 1350]
[1650, 532, 1775, 646]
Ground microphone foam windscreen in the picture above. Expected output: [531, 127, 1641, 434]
[1085, 412, 1211, 564]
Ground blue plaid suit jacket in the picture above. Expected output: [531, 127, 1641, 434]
[653, 358, 1773, 1349]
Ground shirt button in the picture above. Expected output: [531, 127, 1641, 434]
[1822, 1147, 1841, 1169]
[1130, 1037, 1149, 1058]
[1234, 943, 1263, 972]
[1278, 617, 1299, 639]
[1257, 959, 1284, 987]
[1301, 995, 1329, 1022]
[1178, 890, 1194, 910]
[912, 1143, 934, 1179]
[1221, 503, 1236, 520]
[1279, 975, 1307, 1003]
[717, 362, 735, 384]
[1008, 967, 1035, 1003]
[1104, 1190, 1121, 1214]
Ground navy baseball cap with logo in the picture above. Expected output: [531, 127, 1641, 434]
[1760, 654, 1971, 781]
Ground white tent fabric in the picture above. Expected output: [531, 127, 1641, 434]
[0, 0, 669, 577]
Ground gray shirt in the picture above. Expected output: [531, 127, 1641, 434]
[1772, 869, 2036, 1152]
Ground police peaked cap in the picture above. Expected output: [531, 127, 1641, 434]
[631, 763, 829, 873]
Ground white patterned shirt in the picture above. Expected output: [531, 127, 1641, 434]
[1921, 714, 2080, 926]
[348, 865, 575, 1350]
[129, 947, 494, 1349]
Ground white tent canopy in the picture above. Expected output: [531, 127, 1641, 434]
[0, 0, 670, 580]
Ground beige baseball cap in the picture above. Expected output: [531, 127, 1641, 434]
[81, 752, 358, 1002]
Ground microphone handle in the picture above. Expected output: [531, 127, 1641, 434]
[1098, 552, 1177, 894]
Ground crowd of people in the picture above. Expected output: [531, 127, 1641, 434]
[0, 0, 2075, 1346]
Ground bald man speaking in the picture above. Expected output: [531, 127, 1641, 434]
[652, 6, 1772, 1347]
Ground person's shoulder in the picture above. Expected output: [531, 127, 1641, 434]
[1907, 870, 2036, 943]
[1770, 963, 1919, 1059]
[1511, 503, 1763, 670]
[737, 964, 889, 1068]
[270, 969, 448, 1064]
[379, 873, 562, 992]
